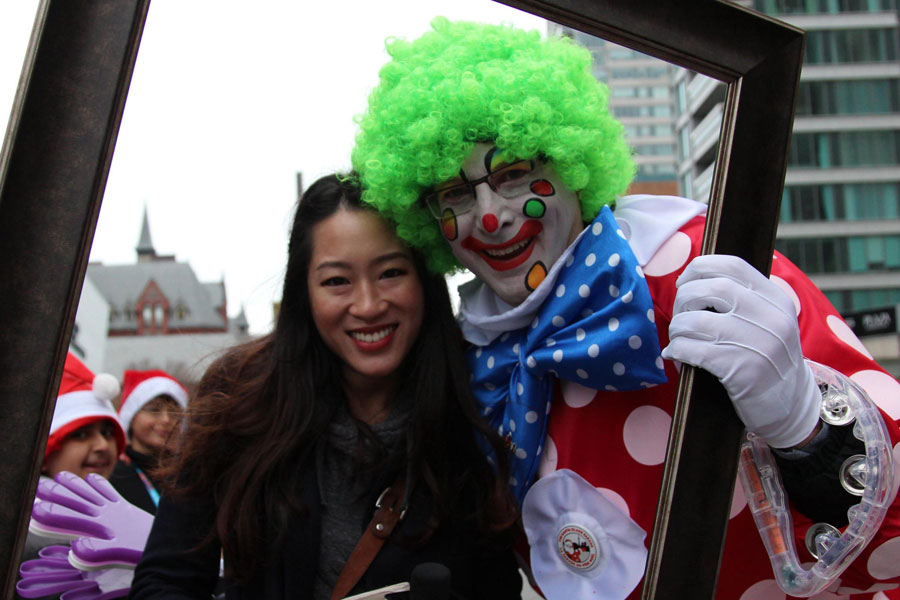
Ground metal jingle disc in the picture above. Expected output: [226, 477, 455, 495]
[805, 522, 841, 559]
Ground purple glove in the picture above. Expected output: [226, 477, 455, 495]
[17, 545, 132, 600]
[30, 472, 153, 569]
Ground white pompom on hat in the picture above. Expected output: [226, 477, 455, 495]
[46, 353, 126, 458]
[118, 369, 189, 437]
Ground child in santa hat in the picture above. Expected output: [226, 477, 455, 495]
[42, 352, 125, 480]
[22, 352, 126, 565]
[110, 369, 188, 515]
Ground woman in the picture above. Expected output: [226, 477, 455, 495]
[128, 174, 521, 599]
[110, 369, 188, 514]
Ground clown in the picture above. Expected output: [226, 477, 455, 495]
[353, 18, 900, 600]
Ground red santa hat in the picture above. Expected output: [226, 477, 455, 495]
[46, 353, 126, 459]
[118, 369, 188, 436]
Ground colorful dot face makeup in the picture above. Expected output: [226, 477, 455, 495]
[442, 143, 584, 306]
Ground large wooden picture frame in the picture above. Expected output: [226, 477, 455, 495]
[0, 1, 802, 597]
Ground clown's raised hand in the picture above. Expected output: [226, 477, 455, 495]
[661, 254, 820, 448]
[31, 471, 153, 568]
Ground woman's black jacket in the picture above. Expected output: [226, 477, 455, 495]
[128, 463, 522, 599]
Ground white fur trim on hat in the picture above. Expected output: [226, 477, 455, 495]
[50, 391, 122, 437]
[118, 377, 188, 436]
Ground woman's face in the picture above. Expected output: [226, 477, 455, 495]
[43, 420, 119, 479]
[129, 394, 182, 455]
[307, 208, 425, 385]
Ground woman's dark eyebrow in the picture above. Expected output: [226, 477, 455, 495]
[372, 251, 412, 266]
[314, 252, 410, 272]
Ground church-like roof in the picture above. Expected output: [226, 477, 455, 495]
[86, 261, 227, 332]
[136, 207, 155, 257]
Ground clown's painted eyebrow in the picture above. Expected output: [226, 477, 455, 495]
[483, 146, 500, 175]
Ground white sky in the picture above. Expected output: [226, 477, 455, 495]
[1, 1, 548, 334]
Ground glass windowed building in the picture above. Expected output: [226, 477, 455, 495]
[674, 0, 900, 373]
[548, 24, 680, 195]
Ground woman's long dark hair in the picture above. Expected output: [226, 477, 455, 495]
[162, 174, 515, 581]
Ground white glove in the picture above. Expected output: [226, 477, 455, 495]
[661, 254, 820, 448]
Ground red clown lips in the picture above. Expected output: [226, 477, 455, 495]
[461, 220, 543, 271]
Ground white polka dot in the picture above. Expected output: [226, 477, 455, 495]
[585, 253, 596, 267]
[647, 308, 656, 323]
[608, 253, 620, 267]
[546, 338, 556, 347]
[527, 356, 537, 368]
[812, 587, 850, 598]
[546, 401, 552, 414]
[484, 406, 493, 416]
[636, 264, 645, 278]
[738, 579, 785, 600]
[484, 382, 496, 391]
[475, 348, 482, 358]
[552, 315, 565, 327]
[581, 308, 593, 318]
[656, 356, 664, 370]
[621, 290, 634, 303]
[628, 335, 642, 349]
[608, 318, 619, 332]
[515, 448, 527, 459]
[509, 419, 516, 432]
[769, 275, 801, 317]
[576, 328, 586, 342]
[579, 284, 590, 298]
[617, 229, 626, 239]
[538, 435, 558, 476]
[623, 405, 671, 466]
[556, 284, 566, 298]
[562, 380, 596, 408]
[605, 384, 617, 391]
[525, 411, 538, 423]
[597, 487, 631, 517]
[565, 254, 574, 267]
[868, 537, 900, 579]
[512, 344, 520, 356]
[643, 231, 692, 277]
[510, 476, 518, 486]
[836, 584, 897, 595]
[730, 480, 747, 519]
[532, 317, 539, 329]
[487, 356, 495, 369]
[851, 369, 900, 420]
[576, 369, 588, 379]
[609, 285, 620, 298]
[592, 222, 603, 235]
[588, 344, 600, 358]
[826, 314, 873, 359]
[613, 362, 626, 375]
[553, 349, 563, 362]
[517, 382, 524, 396]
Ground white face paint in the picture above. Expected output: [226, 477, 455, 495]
[438, 143, 583, 306]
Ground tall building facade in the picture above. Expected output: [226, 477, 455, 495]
[553, 6, 900, 374]
[755, 0, 900, 373]
[672, 1, 900, 374]
[548, 24, 680, 195]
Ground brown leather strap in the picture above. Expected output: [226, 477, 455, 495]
[330, 476, 407, 600]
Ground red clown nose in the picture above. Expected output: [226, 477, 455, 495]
[482, 213, 499, 232]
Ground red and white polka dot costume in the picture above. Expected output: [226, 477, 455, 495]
[537, 197, 900, 599]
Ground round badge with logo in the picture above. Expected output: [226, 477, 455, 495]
[557, 522, 600, 571]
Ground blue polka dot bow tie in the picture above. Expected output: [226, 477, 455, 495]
[468, 206, 667, 505]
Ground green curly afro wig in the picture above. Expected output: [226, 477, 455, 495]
[352, 17, 636, 274]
